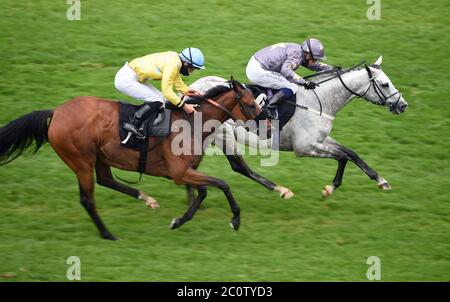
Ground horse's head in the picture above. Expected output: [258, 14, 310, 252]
[189, 76, 270, 137]
[201, 77, 264, 122]
[228, 78, 272, 137]
[227, 78, 263, 122]
[362, 56, 408, 115]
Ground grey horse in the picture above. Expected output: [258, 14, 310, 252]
[189, 56, 408, 199]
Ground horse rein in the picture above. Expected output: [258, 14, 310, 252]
[204, 97, 241, 120]
[285, 62, 367, 121]
[337, 66, 402, 110]
[202, 87, 255, 121]
[296, 61, 401, 118]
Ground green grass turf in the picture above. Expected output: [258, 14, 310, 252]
[0, 0, 448, 281]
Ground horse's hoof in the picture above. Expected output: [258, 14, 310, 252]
[276, 186, 295, 199]
[139, 193, 160, 209]
[322, 185, 334, 198]
[102, 233, 118, 240]
[147, 201, 160, 209]
[281, 188, 294, 199]
[378, 182, 392, 190]
[170, 218, 181, 229]
[376, 177, 391, 190]
[229, 218, 240, 231]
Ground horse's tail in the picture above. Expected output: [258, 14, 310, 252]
[0, 110, 53, 165]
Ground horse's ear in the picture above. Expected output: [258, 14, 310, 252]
[229, 75, 239, 92]
[372, 56, 383, 69]
[364, 64, 374, 79]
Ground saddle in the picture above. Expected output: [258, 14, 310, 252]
[119, 101, 172, 151]
[246, 85, 296, 130]
[118, 101, 172, 175]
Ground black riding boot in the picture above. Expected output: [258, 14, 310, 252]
[264, 90, 290, 120]
[123, 102, 161, 139]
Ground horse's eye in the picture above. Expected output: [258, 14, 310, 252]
[381, 83, 389, 88]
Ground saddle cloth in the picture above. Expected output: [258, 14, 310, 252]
[118, 101, 172, 151]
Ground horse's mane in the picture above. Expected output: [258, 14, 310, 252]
[305, 65, 368, 83]
[187, 79, 244, 104]
[304, 68, 343, 82]
[203, 79, 244, 98]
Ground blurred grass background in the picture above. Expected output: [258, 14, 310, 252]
[0, 0, 448, 281]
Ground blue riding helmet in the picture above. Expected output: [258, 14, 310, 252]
[179, 48, 205, 69]
[301, 38, 327, 61]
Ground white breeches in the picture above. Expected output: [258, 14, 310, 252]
[114, 62, 165, 105]
[245, 56, 298, 94]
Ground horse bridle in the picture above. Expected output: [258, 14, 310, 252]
[203, 85, 255, 121]
[288, 62, 402, 119]
[337, 65, 402, 111]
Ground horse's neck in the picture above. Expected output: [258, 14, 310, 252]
[198, 94, 234, 138]
[307, 69, 370, 116]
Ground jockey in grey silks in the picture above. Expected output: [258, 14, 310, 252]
[246, 38, 334, 119]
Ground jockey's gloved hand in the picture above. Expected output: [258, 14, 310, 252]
[303, 80, 318, 90]
[186, 89, 202, 96]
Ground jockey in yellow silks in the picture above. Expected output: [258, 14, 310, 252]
[114, 48, 205, 139]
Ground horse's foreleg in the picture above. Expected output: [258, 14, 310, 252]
[334, 143, 391, 190]
[208, 177, 240, 230]
[317, 137, 390, 197]
[171, 186, 207, 229]
[294, 139, 348, 198]
[171, 168, 240, 231]
[225, 154, 294, 199]
[95, 161, 159, 208]
[185, 185, 196, 205]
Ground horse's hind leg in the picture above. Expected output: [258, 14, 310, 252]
[95, 161, 159, 208]
[52, 147, 117, 240]
[76, 168, 117, 240]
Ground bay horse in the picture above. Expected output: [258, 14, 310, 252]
[0, 79, 263, 240]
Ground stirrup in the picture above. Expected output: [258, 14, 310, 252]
[123, 123, 145, 140]
[266, 107, 278, 120]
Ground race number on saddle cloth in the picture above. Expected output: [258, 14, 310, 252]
[114, 48, 205, 141]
